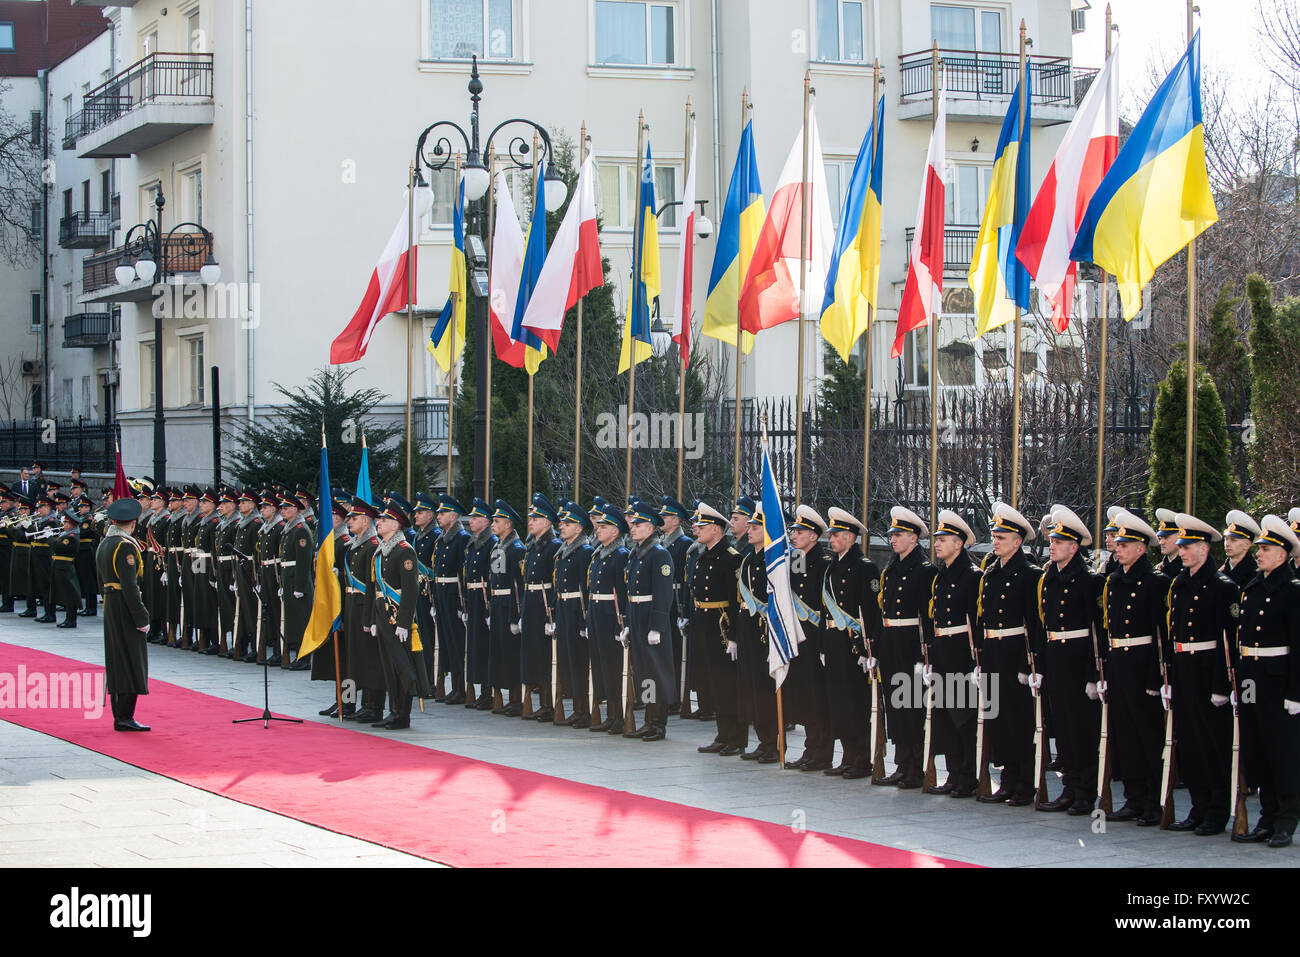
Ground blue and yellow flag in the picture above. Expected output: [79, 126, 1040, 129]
[970, 64, 1033, 336]
[703, 121, 763, 354]
[511, 163, 550, 375]
[355, 429, 372, 505]
[760, 436, 803, 688]
[299, 428, 342, 659]
[618, 143, 659, 373]
[428, 178, 466, 372]
[820, 95, 885, 363]
[1071, 32, 1217, 320]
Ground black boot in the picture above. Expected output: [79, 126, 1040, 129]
[57, 610, 77, 629]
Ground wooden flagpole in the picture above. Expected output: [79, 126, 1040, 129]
[862, 60, 880, 552]
[526, 134, 540, 506]
[794, 70, 812, 504]
[625, 112, 647, 504]
[677, 98, 692, 502]
[574, 124, 588, 502]
[1009, 22, 1028, 510]
[929, 45, 941, 560]
[733, 89, 751, 505]
[1093, 4, 1115, 547]
[447, 156, 461, 495]
[1184, 0, 1198, 513]
[484, 148, 497, 501]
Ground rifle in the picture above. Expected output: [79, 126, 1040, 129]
[1156, 628, 1177, 828]
[920, 631, 937, 791]
[1224, 625, 1248, 836]
[1027, 632, 1050, 806]
[541, 571, 563, 722]
[967, 616, 992, 798]
[1092, 622, 1113, 813]
[859, 615, 887, 781]
[613, 580, 634, 733]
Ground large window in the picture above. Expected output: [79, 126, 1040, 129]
[140, 342, 155, 408]
[597, 160, 677, 229]
[815, 0, 867, 62]
[184, 335, 205, 405]
[30, 292, 41, 331]
[821, 158, 858, 229]
[945, 163, 992, 225]
[429, 0, 515, 60]
[0, 22, 14, 53]
[595, 1, 678, 66]
[931, 3, 1003, 52]
[179, 165, 203, 226]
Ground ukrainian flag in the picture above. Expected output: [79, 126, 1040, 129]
[820, 95, 885, 363]
[618, 144, 659, 373]
[511, 163, 550, 375]
[702, 121, 763, 354]
[299, 429, 342, 659]
[428, 178, 466, 372]
[970, 65, 1033, 337]
[1071, 32, 1217, 320]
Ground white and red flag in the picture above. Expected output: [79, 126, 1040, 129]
[892, 82, 947, 359]
[669, 126, 698, 362]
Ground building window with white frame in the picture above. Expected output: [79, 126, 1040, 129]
[815, 0, 868, 63]
[931, 3, 1003, 53]
[594, 0, 679, 67]
[183, 335, 205, 406]
[81, 377, 92, 419]
[141, 342, 155, 408]
[429, 0, 516, 60]
[0, 21, 14, 53]
[944, 162, 992, 225]
[426, 166, 459, 228]
[179, 165, 203, 227]
[901, 327, 929, 390]
[596, 159, 677, 229]
[30, 292, 41, 331]
[821, 157, 859, 228]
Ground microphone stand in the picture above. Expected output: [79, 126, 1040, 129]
[228, 545, 302, 730]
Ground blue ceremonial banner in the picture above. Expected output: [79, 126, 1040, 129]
[760, 436, 804, 688]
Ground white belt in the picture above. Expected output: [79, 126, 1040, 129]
[1240, 645, 1289, 658]
[590, 593, 616, 602]
[217, 556, 233, 563]
[1175, 640, 1216, 653]
[882, 617, 920, 628]
[466, 582, 486, 589]
[491, 588, 512, 596]
[986, 626, 1027, 639]
[1110, 635, 1153, 649]
[346, 587, 364, 595]
[935, 624, 970, 637]
[560, 591, 583, 600]
[194, 551, 211, 559]
[629, 595, 653, 604]
[436, 576, 460, 584]
[265, 558, 280, 566]
[526, 583, 552, 591]
[280, 560, 296, 567]
[1047, 628, 1089, 641]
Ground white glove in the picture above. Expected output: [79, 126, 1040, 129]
[922, 664, 935, 687]
[1285, 699, 1300, 716]
[727, 640, 738, 662]
[485, 616, 490, 628]
[820, 653, 826, 666]
[866, 656, 878, 673]
[1085, 681, 1099, 700]
[676, 617, 689, 630]
[1230, 689, 1238, 708]
[617, 627, 629, 648]
[971, 666, 982, 688]
[395, 626, 408, 643]
[1097, 679, 1108, 696]
[1211, 693, 1230, 707]
[544, 622, 556, 636]
[229, 584, 236, 592]
[1028, 672, 1043, 691]
[914, 661, 924, 676]
[367, 624, 376, 635]
[510, 621, 521, 635]
[458, 612, 468, 624]
[1160, 683, 1173, 711]
[277, 588, 283, 597]
[858, 656, 869, 673]
[160, 574, 168, 586]
[579, 628, 588, 638]
[293, 591, 303, 599]
[1017, 672, 1029, 686]
[648, 630, 661, 646]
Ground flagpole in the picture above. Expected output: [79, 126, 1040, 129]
[573, 124, 588, 502]
[795, 70, 812, 504]
[1093, 4, 1114, 547]
[485, 148, 497, 500]
[626, 111, 647, 504]
[1009, 21, 1027, 511]
[733, 89, 751, 505]
[527, 134, 539, 507]
[929, 44, 941, 559]
[448, 156, 462, 496]
[862, 60, 880, 551]
[1184, 0, 1198, 514]
[677, 98, 692, 503]
[405, 163, 416, 500]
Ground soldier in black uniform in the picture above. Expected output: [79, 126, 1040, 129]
[622, 499, 677, 740]
[660, 496, 696, 718]
[51, 509, 82, 628]
[975, 502, 1043, 807]
[1232, 515, 1300, 847]
[194, 489, 223, 654]
[736, 508, 779, 762]
[820, 507, 880, 779]
[876, 506, 936, 787]
[433, 494, 470, 705]
[488, 500, 526, 716]
[925, 510, 982, 797]
[278, 491, 316, 670]
[1220, 511, 1259, 591]
[10, 496, 35, 616]
[587, 503, 629, 734]
[461, 498, 496, 710]
[729, 496, 756, 556]
[370, 498, 430, 729]
[1101, 509, 1170, 827]
[408, 493, 439, 695]
[1165, 513, 1237, 834]
[256, 491, 285, 665]
[342, 497, 386, 723]
[690, 502, 743, 755]
[521, 494, 561, 721]
[1036, 506, 1105, 814]
[231, 489, 262, 662]
[553, 501, 594, 728]
[178, 486, 202, 649]
[784, 505, 833, 772]
[1154, 508, 1183, 579]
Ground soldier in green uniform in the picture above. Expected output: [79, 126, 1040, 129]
[98, 498, 152, 731]
[371, 498, 430, 729]
[10, 495, 35, 616]
[231, 489, 263, 662]
[73, 494, 98, 617]
[51, 508, 82, 628]
[140, 489, 168, 644]
[278, 490, 315, 670]
[0, 485, 14, 613]
[215, 489, 241, 656]
[257, 490, 286, 666]
[30, 495, 58, 623]
[343, 497, 386, 722]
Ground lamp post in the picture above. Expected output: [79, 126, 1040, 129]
[116, 185, 220, 489]
[412, 55, 568, 501]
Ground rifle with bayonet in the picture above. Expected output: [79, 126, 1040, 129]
[1224, 624, 1248, 836]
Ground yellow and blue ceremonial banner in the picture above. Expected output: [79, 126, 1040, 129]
[971, 64, 1033, 337]
[1071, 31, 1217, 320]
[299, 431, 342, 659]
[511, 163, 550, 375]
[702, 121, 763, 354]
[428, 178, 466, 372]
[618, 143, 659, 373]
[820, 95, 885, 363]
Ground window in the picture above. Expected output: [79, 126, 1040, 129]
[931, 3, 1003, 52]
[901, 327, 930, 389]
[822, 158, 858, 228]
[63, 283, 73, 317]
[815, 0, 867, 62]
[426, 167, 459, 227]
[101, 170, 112, 212]
[428, 0, 515, 60]
[0, 22, 14, 53]
[945, 163, 992, 224]
[596, 159, 678, 228]
[30, 203, 41, 238]
[184, 335, 205, 405]
[30, 385, 42, 420]
[180, 166, 203, 226]
[595, 1, 678, 66]
[185, 5, 204, 53]
[82, 377, 92, 419]
[30, 293, 41, 331]
[62, 188, 73, 221]
[82, 180, 91, 219]
[140, 343, 155, 408]
[30, 111, 41, 147]
[62, 379, 73, 419]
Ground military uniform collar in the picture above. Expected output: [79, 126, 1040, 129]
[595, 540, 623, 559]
[495, 530, 520, 550]
[378, 532, 406, 557]
[1118, 554, 1154, 582]
[888, 544, 924, 570]
[1045, 551, 1085, 581]
[470, 528, 495, 547]
[634, 536, 660, 559]
[663, 526, 684, 545]
[559, 534, 589, 557]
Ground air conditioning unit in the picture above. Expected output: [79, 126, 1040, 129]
[21, 359, 41, 376]
[103, 369, 120, 386]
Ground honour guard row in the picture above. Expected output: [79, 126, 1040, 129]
[13, 470, 1297, 849]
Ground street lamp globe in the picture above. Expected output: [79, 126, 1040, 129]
[200, 255, 221, 285]
[543, 166, 568, 212]
[135, 255, 158, 285]
[462, 163, 490, 202]
[115, 264, 136, 286]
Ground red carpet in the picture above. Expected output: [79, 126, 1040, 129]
[0, 642, 973, 867]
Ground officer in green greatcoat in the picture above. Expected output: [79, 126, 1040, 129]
[96, 498, 152, 731]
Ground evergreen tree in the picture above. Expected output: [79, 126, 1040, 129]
[1145, 357, 1243, 524]
[1203, 282, 1249, 421]
[1245, 273, 1300, 512]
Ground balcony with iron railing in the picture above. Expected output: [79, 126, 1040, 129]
[63, 309, 120, 348]
[58, 210, 112, 249]
[898, 49, 1098, 124]
[905, 225, 981, 276]
[67, 52, 214, 159]
[82, 231, 215, 302]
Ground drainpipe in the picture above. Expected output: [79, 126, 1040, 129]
[39, 67, 50, 420]
[244, 0, 256, 425]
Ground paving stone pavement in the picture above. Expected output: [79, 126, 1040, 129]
[0, 614, 1291, 867]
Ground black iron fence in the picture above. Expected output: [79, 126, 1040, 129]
[62, 310, 120, 348]
[899, 49, 1097, 107]
[0, 419, 120, 473]
[58, 211, 112, 249]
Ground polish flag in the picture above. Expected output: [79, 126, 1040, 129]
[520, 153, 602, 352]
[670, 127, 698, 363]
[490, 171, 528, 368]
[330, 187, 431, 365]
[1016, 47, 1119, 332]
[892, 85, 947, 359]
[738, 108, 834, 334]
